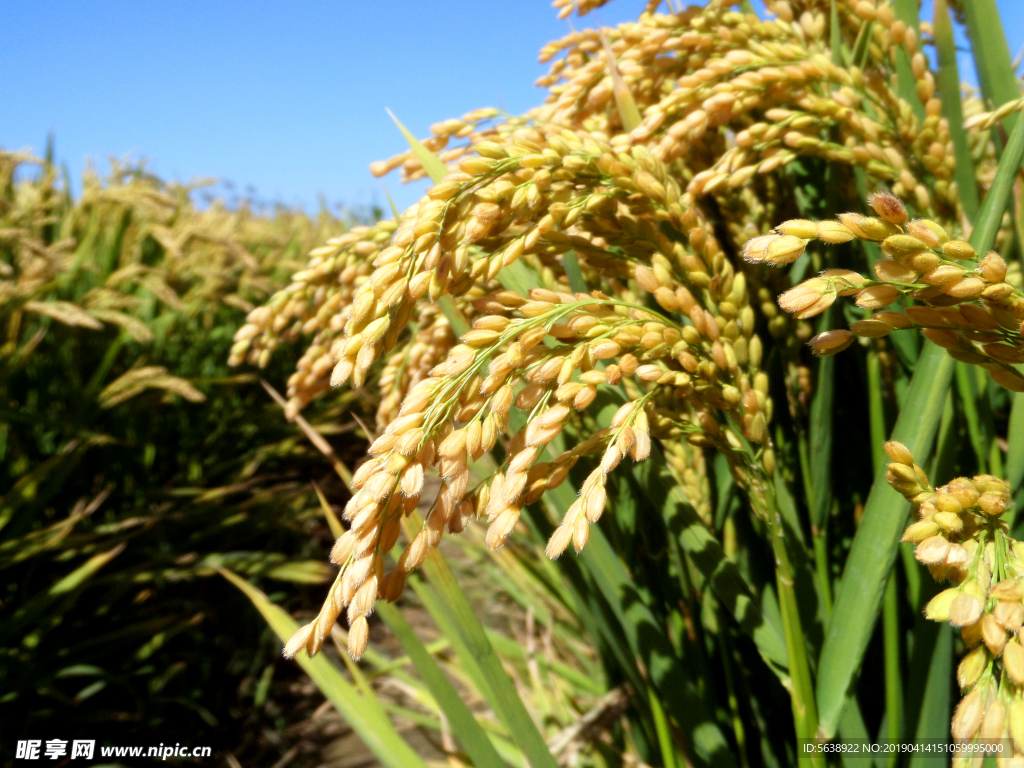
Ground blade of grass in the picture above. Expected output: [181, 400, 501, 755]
[717, 606, 751, 768]
[387, 109, 448, 184]
[881, 577, 902, 755]
[406, 574, 494, 702]
[808, 310, 836, 612]
[50, 543, 125, 595]
[829, 0, 842, 67]
[837, 694, 873, 768]
[907, 625, 953, 768]
[763, 487, 823, 764]
[332, 630, 393, 722]
[386, 110, 472, 335]
[0, 439, 83, 533]
[648, 688, 679, 768]
[410, 528, 561, 768]
[1007, 393, 1024, 504]
[388, 107, 539, 306]
[868, 346, 903, 757]
[933, 0, 980, 219]
[562, 252, 587, 294]
[514, 500, 667, 761]
[975, 116, 1024, 252]
[852, 21, 874, 71]
[220, 568, 430, 768]
[381, 185, 402, 223]
[438, 296, 470, 337]
[961, 0, 1019, 133]
[936, 0, 999, 489]
[816, 112, 1024, 737]
[497, 259, 539, 297]
[376, 601, 507, 768]
[892, 0, 924, 123]
[484, 629, 605, 696]
[313, 481, 344, 539]
[954, 362, 988, 472]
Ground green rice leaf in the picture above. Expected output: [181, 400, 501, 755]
[386, 109, 448, 184]
[892, 0, 924, 122]
[414, 539, 560, 768]
[1008, 393, 1024, 497]
[962, 0, 1020, 131]
[496, 259, 539, 297]
[907, 625, 953, 764]
[829, 0, 842, 67]
[544, 482, 735, 768]
[220, 568, 430, 768]
[933, 0, 979, 218]
[49, 543, 125, 595]
[376, 601, 507, 768]
[562, 252, 587, 294]
[438, 296, 470, 336]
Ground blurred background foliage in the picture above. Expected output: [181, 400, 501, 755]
[0, 145, 366, 762]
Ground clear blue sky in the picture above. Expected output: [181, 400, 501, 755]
[2, 1, 1020, 215]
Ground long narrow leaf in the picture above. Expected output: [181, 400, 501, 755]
[933, 0, 979, 219]
[407, 573, 495, 706]
[961, 0, 1020, 131]
[415, 543, 561, 768]
[598, 29, 641, 132]
[907, 625, 953, 768]
[386, 112, 471, 333]
[563, 252, 587, 294]
[387, 109, 448, 184]
[376, 601, 506, 768]
[1008, 393, 1024, 494]
[892, 0, 924, 122]
[220, 569, 430, 768]
[809, 321, 835, 535]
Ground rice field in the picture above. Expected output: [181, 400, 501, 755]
[4, 1, 1024, 766]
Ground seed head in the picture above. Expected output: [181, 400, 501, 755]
[777, 278, 836, 319]
[957, 645, 988, 690]
[869, 194, 908, 225]
[1005, 642, 1024, 685]
[951, 689, 984, 741]
[807, 329, 855, 356]
[949, 593, 984, 627]
[884, 441, 915, 465]
[924, 588, 958, 621]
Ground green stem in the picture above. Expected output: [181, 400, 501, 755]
[882, 575, 902, 758]
[868, 347, 902, 754]
[813, 530, 833, 615]
[759, 486, 824, 766]
[718, 604, 751, 768]
[866, 351, 887, 471]
[955, 362, 988, 474]
[933, 0, 980, 219]
[648, 689, 679, 768]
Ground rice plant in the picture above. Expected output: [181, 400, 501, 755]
[227, 0, 1024, 765]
